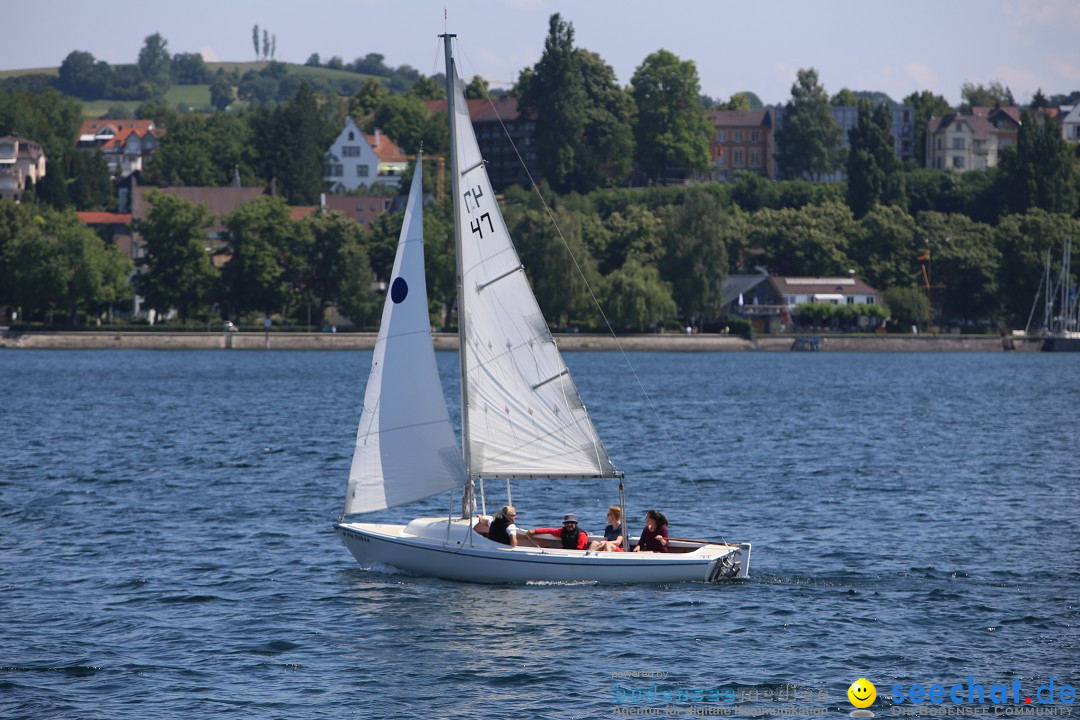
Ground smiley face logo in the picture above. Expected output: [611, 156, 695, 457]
[848, 678, 876, 709]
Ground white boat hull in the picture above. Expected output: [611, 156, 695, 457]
[335, 518, 750, 584]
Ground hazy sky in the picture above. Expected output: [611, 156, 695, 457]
[4, 0, 1078, 106]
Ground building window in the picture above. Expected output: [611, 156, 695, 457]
[717, 130, 726, 142]
[324, 163, 343, 177]
[357, 165, 369, 177]
[342, 146, 361, 157]
[867, 297, 874, 304]
[749, 148, 761, 167]
[733, 148, 744, 166]
[952, 137, 965, 150]
[750, 130, 760, 143]
[348, 131, 355, 141]
[952, 155, 965, 169]
[734, 130, 744, 143]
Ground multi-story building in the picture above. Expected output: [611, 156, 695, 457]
[706, 109, 774, 181]
[76, 119, 164, 177]
[426, 97, 538, 192]
[0, 134, 46, 202]
[323, 117, 409, 191]
[925, 107, 1020, 172]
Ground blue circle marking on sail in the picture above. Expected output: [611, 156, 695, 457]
[391, 277, 409, 304]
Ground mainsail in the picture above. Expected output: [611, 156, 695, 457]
[345, 155, 465, 513]
[446, 48, 617, 480]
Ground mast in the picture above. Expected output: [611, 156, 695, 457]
[442, 33, 475, 517]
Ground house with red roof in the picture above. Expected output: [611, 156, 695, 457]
[0, 134, 46, 202]
[323, 117, 410, 191]
[76, 119, 166, 177]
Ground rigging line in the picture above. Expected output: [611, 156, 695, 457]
[460, 45, 728, 546]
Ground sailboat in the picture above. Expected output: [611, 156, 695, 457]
[333, 34, 751, 583]
[1033, 237, 1080, 352]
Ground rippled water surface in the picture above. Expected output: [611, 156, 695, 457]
[2, 350, 1077, 719]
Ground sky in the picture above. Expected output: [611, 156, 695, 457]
[3, 0, 1079, 107]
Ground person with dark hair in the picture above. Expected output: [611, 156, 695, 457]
[632, 509, 669, 553]
[528, 513, 589, 550]
[588, 505, 625, 552]
[485, 506, 520, 546]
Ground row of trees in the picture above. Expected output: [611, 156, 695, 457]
[53, 34, 206, 101]
[0, 204, 130, 324]
[3, 165, 1078, 330]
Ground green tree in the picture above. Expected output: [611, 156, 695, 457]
[370, 95, 431, 154]
[852, 204, 919, 290]
[660, 189, 727, 324]
[3, 209, 129, 324]
[903, 90, 952, 167]
[146, 114, 215, 185]
[601, 260, 676, 331]
[57, 50, 112, 99]
[350, 78, 389, 120]
[576, 50, 635, 189]
[171, 52, 209, 84]
[465, 75, 490, 100]
[250, 82, 337, 204]
[915, 212, 1001, 323]
[959, 81, 1014, 111]
[137, 33, 172, 96]
[751, 201, 855, 275]
[406, 75, 444, 101]
[68, 149, 115, 211]
[516, 14, 588, 193]
[220, 195, 295, 317]
[630, 49, 711, 182]
[133, 191, 217, 321]
[776, 68, 843, 180]
[336, 235, 380, 328]
[720, 93, 752, 111]
[994, 210, 1080, 325]
[300, 210, 376, 324]
[252, 25, 260, 61]
[515, 16, 635, 193]
[209, 76, 234, 111]
[882, 286, 931, 331]
[599, 204, 663, 275]
[998, 110, 1077, 216]
[513, 207, 600, 327]
[831, 88, 859, 106]
[846, 100, 905, 218]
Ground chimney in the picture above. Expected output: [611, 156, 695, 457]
[374, 128, 381, 148]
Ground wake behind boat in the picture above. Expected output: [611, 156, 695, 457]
[333, 33, 750, 584]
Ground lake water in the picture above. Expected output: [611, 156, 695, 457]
[2, 350, 1077, 719]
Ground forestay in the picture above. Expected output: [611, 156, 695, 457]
[345, 156, 465, 513]
[447, 57, 617, 480]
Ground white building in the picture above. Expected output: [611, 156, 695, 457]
[322, 117, 407, 192]
[0, 134, 46, 202]
[1061, 105, 1080, 144]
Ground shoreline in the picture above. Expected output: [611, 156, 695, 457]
[0, 329, 1040, 352]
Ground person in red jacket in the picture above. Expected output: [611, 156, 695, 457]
[528, 513, 589, 550]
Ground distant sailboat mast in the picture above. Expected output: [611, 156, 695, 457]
[442, 33, 476, 518]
